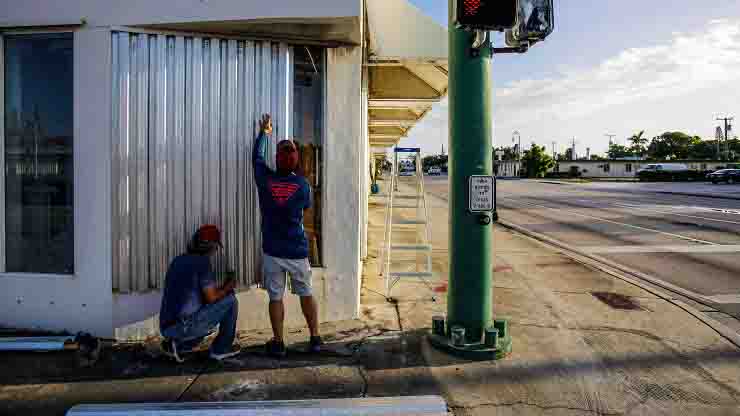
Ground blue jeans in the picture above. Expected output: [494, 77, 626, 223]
[161, 294, 238, 355]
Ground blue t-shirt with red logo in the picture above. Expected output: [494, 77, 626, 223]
[159, 254, 215, 329]
[252, 132, 311, 259]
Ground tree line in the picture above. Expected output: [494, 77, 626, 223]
[605, 131, 740, 161]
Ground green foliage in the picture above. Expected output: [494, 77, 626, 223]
[607, 144, 632, 159]
[628, 131, 648, 156]
[563, 148, 574, 160]
[494, 146, 518, 161]
[422, 154, 448, 171]
[646, 132, 701, 160]
[521, 143, 555, 178]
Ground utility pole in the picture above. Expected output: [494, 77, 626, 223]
[571, 137, 577, 160]
[431, 0, 555, 360]
[717, 117, 734, 160]
[605, 134, 616, 147]
[512, 130, 521, 177]
[552, 141, 557, 160]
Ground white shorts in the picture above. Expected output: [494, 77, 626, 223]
[262, 253, 312, 301]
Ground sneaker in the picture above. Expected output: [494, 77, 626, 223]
[265, 339, 287, 358]
[209, 344, 241, 361]
[161, 339, 184, 363]
[309, 336, 323, 353]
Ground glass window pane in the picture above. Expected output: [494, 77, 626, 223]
[4, 33, 74, 274]
[293, 46, 324, 267]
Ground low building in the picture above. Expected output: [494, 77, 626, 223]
[0, 0, 447, 338]
[555, 160, 730, 178]
[495, 160, 522, 178]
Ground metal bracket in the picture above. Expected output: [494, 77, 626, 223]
[492, 44, 530, 54]
[470, 30, 489, 58]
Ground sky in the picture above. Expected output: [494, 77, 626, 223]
[399, 1, 740, 157]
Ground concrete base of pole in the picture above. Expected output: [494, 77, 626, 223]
[427, 316, 512, 360]
[427, 332, 512, 360]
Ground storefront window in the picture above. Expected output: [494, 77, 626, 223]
[293, 46, 324, 267]
[3, 33, 74, 274]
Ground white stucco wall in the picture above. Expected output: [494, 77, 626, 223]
[323, 46, 364, 321]
[361, 66, 370, 260]
[114, 272, 332, 340]
[557, 161, 639, 178]
[1, 4, 365, 339]
[0, 28, 114, 336]
[0, 0, 360, 28]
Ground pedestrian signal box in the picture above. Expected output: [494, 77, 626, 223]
[453, 0, 518, 32]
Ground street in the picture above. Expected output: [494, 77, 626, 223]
[425, 176, 740, 318]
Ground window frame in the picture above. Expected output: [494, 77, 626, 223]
[0, 30, 76, 278]
[292, 46, 327, 268]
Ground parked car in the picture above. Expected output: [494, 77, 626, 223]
[707, 169, 740, 184]
[427, 167, 442, 175]
[637, 163, 706, 182]
[399, 167, 415, 176]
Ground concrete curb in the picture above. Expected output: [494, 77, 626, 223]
[497, 220, 740, 350]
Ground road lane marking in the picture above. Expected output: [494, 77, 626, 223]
[580, 245, 740, 254]
[609, 202, 740, 225]
[500, 197, 718, 245]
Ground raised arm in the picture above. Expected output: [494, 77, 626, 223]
[253, 114, 274, 188]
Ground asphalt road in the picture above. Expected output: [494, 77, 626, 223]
[424, 176, 740, 316]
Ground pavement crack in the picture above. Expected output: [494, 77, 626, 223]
[175, 363, 207, 402]
[449, 401, 622, 415]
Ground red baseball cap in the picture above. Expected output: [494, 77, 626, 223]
[197, 224, 223, 248]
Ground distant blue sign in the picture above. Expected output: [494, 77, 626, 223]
[395, 148, 421, 153]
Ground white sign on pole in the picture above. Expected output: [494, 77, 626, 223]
[469, 176, 494, 212]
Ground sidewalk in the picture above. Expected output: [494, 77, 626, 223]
[1, 181, 739, 415]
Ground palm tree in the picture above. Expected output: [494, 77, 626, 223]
[629, 131, 648, 158]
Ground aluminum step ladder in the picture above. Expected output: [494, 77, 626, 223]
[379, 147, 436, 301]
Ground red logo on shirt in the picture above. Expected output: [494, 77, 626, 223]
[269, 181, 299, 206]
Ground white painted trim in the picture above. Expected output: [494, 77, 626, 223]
[108, 26, 351, 47]
[321, 48, 328, 266]
[0, 28, 79, 35]
[0, 33, 5, 273]
[0, 32, 80, 276]
[0, 273, 76, 280]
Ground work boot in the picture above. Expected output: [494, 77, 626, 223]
[161, 339, 184, 363]
[309, 336, 323, 353]
[266, 339, 287, 358]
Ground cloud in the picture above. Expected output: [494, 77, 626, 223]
[406, 18, 740, 155]
[496, 19, 740, 124]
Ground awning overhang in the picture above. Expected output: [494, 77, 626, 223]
[366, 0, 448, 147]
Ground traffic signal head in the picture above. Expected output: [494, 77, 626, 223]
[507, 0, 555, 47]
[454, 0, 518, 32]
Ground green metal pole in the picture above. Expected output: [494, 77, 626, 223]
[446, 0, 494, 344]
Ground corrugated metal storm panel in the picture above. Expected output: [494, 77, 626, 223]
[112, 31, 292, 293]
[66, 396, 450, 415]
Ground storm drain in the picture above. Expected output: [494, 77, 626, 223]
[592, 292, 643, 310]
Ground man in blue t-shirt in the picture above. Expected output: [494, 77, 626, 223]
[253, 114, 321, 358]
[159, 224, 240, 362]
